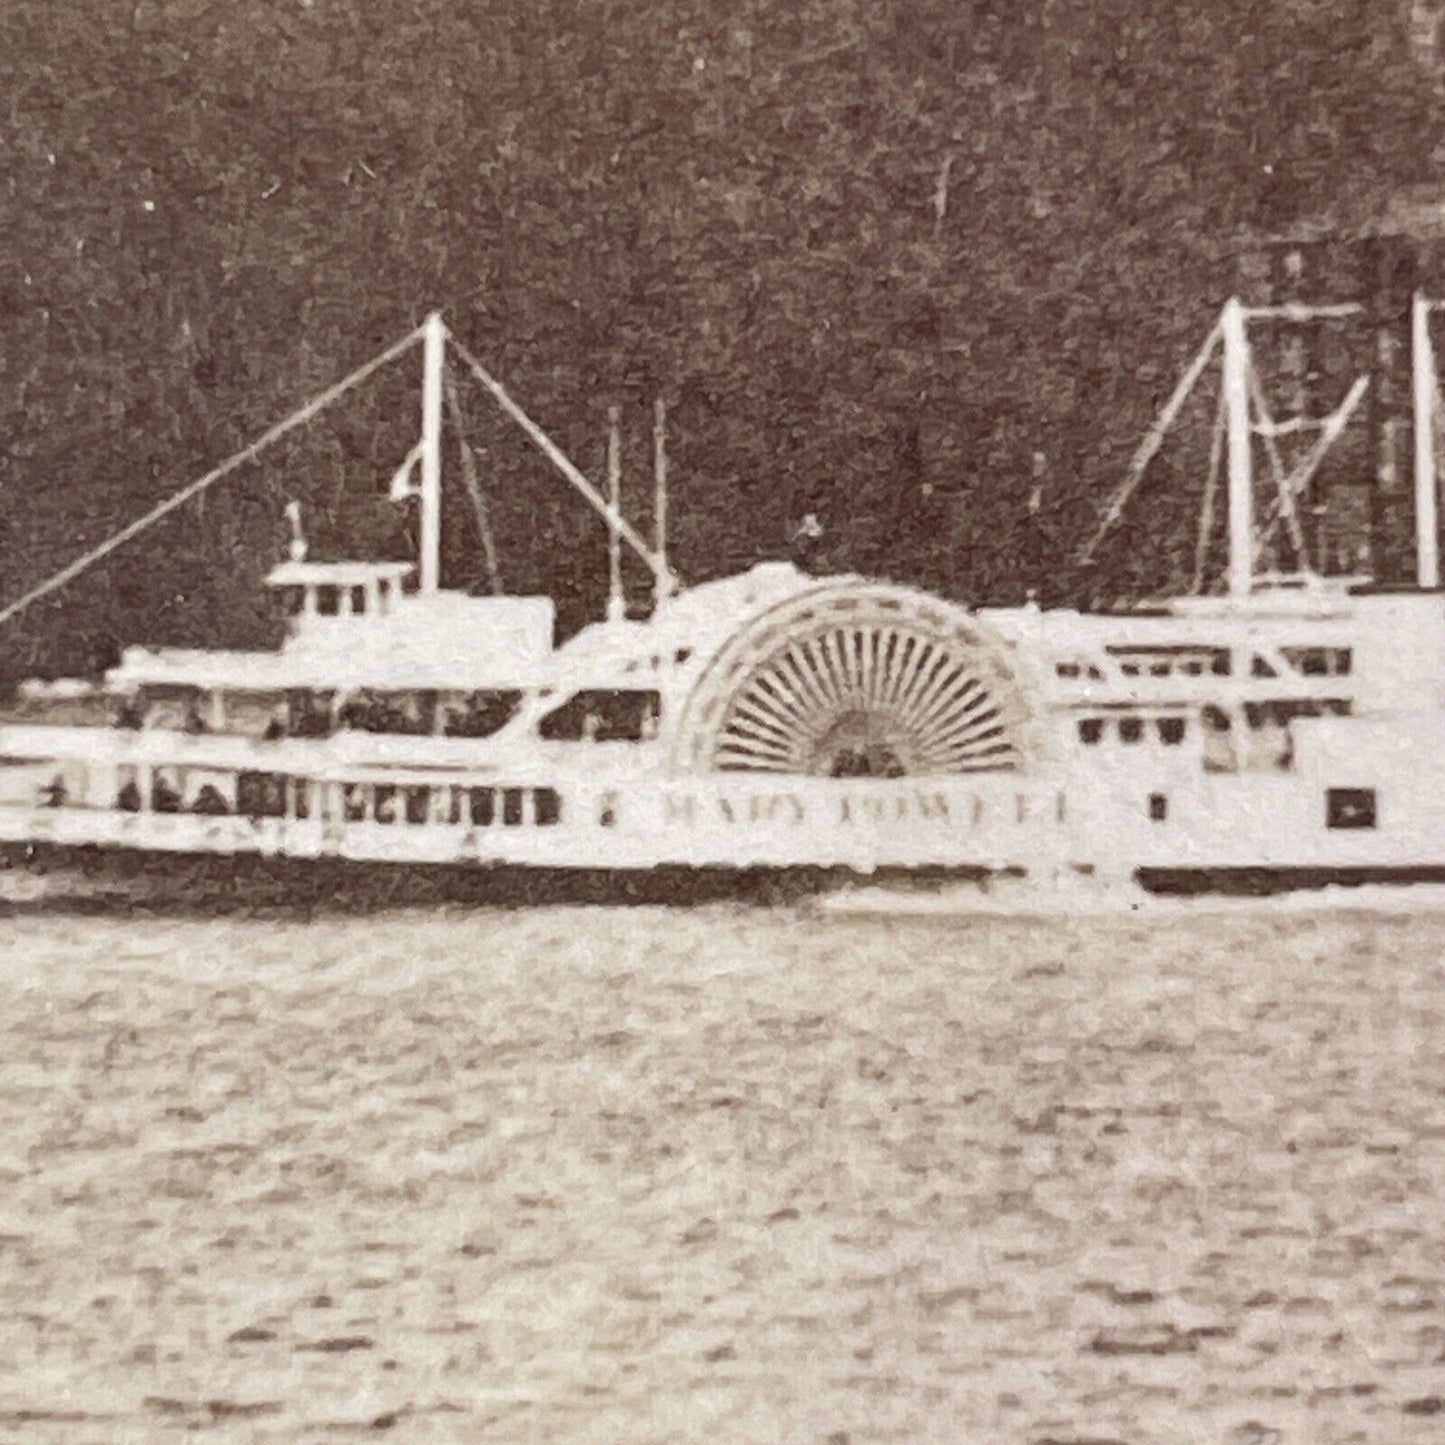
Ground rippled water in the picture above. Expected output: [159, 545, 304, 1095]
[0, 903, 1442, 1443]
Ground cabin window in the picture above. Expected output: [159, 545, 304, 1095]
[1119, 716, 1144, 744]
[405, 787, 430, 825]
[502, 787, 524, 826]
[316, 586, 340, 617]
[1077, 718, 1104, 745]
[1285, 646, 1352, 678]
[113, 766, 141, 812]
[286, 690, 334, 738]
[150, 770, 183, 814]
[1326, 787, 1376, 830]
[469, 788, 495, 827]
[33, 771, 67, 808]
[1148, 792, 1168, 822]
[292, 779, 311, 820]
[351, 585, 368, 615]
[539, 689, 662, 743]
[191, 782, 231, 816]
[442, 691, 522, 738]
[237, 771, 287, 819]
[111, 696, 146, 729]
[337, 690, 435, 736]
[1158, 717, 1186, 746]
[534, 788, 561, 826]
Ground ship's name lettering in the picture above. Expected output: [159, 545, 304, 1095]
[663, 790, 962, 826]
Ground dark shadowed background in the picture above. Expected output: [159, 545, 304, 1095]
[3, 0, 1443, 678]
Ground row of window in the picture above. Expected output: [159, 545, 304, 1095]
[29, 765, 1385, 836]
[111, 771, 564, 828]
[1059, 652, 1230, 681]
[111, 687, 664, 744]
[1080, 699, 1354, 747]
[1057, 647, 1352, 681]
[1078, 716, 1188, 746]
[1138, 787, 1377, 829]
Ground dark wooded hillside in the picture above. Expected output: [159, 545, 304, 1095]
[2, 1, 1440, 675]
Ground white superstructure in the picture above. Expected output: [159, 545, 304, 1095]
[4, 299, 1445, 890]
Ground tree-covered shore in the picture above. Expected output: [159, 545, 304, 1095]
[2, 1, 1440, 676]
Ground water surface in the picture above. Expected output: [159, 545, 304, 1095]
[0, 905, 1441, 1442]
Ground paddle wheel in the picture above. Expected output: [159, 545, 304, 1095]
[671, 581, 1039, 777]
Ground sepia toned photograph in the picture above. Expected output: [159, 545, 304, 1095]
[2, 3, 1443, 1441]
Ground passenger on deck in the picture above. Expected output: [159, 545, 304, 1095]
[183, 701, 208, 735]
[114, 698, 145, 730]
[151, 773, 183, 814]
[192, 784, 230, 816]
[116, 780, 142, 812]
[289, 698, 332, 738]
[40, 775, 67, 808]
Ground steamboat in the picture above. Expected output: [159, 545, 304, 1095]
[4, 292, 1445, 900]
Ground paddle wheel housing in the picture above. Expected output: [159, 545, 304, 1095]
[669, 580, 1043, 777]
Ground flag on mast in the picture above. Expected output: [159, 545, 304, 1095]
[388, 440, 426, 501]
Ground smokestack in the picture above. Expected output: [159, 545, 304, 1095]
[1362, 234, 1417, 585]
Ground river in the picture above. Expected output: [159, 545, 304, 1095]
[0, 901, 1441, 1442]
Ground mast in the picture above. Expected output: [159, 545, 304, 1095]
[607, 404, 625, 622]
[1221, 297, 1254, 599]
[419, 312, 445, 594]
[1413, 292, 1440, 589]
[653, 398, 668, 611]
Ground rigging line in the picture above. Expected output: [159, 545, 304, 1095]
[0, 322, 426, 630]
[1254, 413, 1332, 438]
[447, 332, 679, 594]
[1247, 361, 1310, 567]
[442, 370, 503, 596]
[1257, 375, 1370, 545]
[1192, 380, 1226, 595]
[1078, 320, 1223, 565]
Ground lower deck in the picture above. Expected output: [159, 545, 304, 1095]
[0, 744, 1440, 875]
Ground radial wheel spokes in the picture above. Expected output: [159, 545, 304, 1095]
[690, 600, 1028, 776]
[675, 582, 1037, 777]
